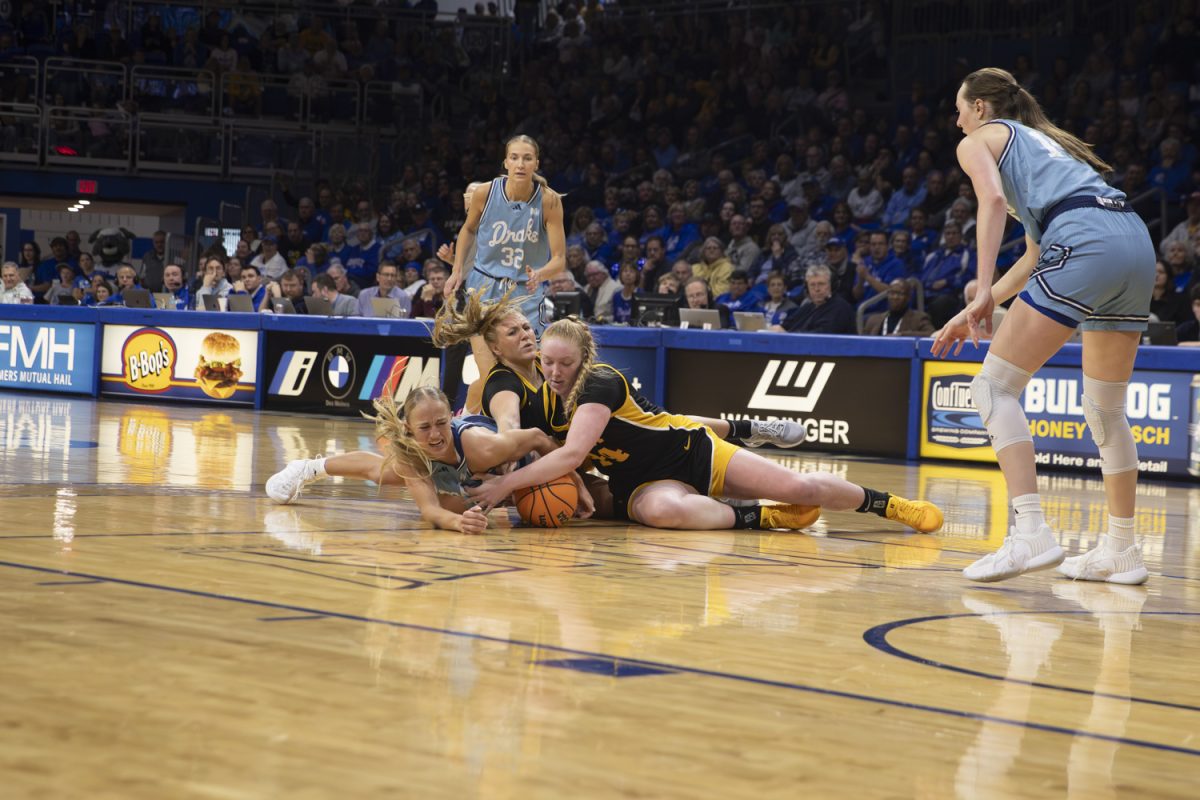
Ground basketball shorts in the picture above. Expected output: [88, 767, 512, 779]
[1020, 207, 1156, 332]
[464, 268, 548, 333]
[610, 428, 739, 521]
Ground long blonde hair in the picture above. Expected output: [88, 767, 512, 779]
[961, 67, 1112, 174]
[432, 287, 527, 352]
[368, 386, 451, 480]
[504, 134, 550, 189]
[541, 316, 598, 415]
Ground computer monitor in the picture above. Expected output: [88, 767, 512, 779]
[550, 291, 582, 321]
[631, 295, 680, 327]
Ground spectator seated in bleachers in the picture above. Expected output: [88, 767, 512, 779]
[862, 279, 934, 336]
[775, 264, 855, 336]
[715, 270, 763, 314]
[919, 222, 975, 328]
[0, 261, 34, 304]
[852, 229, 909, 303]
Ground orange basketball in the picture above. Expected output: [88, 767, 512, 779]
[513, 475, 578, 528]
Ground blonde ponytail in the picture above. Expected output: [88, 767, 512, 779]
[962, 67, 1112, 174]
[432, 286, 528, 349]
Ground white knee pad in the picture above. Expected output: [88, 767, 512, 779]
[971, 354, 1034, 453]
[1083, 375, 1138, 474]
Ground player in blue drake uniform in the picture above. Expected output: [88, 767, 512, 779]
[933, 68, 1156, 585]
[443, 135, 567, 412]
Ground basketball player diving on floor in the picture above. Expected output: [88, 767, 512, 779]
[463, 315, 945, 533]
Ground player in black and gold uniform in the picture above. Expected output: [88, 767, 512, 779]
[468, 317, 944, 532]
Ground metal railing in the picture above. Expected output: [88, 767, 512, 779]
[131, 65, 217, 117]
[0, 103, 42, 163]
[0, 56, 40, 106]
[44, 105, 133, 168]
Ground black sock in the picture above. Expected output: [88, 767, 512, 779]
[724, 419, 753, 442]
[856, 487, 891, 517]
[730, 504, 762, 529]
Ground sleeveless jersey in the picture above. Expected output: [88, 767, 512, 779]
[430, 415, 498, 497]
[474, 177, 551, 280]
[985, 119, 1124, 244]
[480, 359, 566, 438]
[568, 364, 710, 484]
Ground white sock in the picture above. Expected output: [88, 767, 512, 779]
[1102, 515, 1135, 553]
[1011, 493, 1045, 537]
[310, 457, 328, 478]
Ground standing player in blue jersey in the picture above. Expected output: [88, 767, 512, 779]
[932, 68, 1155, 585]
[444, 135, 566, 412]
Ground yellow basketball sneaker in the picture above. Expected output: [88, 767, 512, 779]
[884, 496, 944, 533]
[760, 504, 822, 530]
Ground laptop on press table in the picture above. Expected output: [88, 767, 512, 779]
[305, 295, 333, 316]
[226, 293, 255, 313]
[1143, 321, 1177, 346]
[153, 293, 174, 310]
[733, 312, 766, 331]
[123, 289, 153, 308]
[371, 297, 407, 318]
[199, 293, 221, 311]
[679, 308, 723, 330]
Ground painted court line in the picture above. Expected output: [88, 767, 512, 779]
[864, 611, 1200, 713]
[2, 558, 1196, 759]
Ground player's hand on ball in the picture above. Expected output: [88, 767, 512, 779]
[466, 473, 510, 511]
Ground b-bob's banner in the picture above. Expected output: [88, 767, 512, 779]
[921, 360, 1194, 477]
[100, 324, 259, 405]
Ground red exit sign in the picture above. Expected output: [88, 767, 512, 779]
[76, 179, 99, 194]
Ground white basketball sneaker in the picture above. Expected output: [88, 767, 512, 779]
[742, 419, 807, 448]
[1057, 542, 1148, 585]
[266, 458, 324, 504]
[963, 524, 1064, 582]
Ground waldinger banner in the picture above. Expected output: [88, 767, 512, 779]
[666, 351, 911, 457]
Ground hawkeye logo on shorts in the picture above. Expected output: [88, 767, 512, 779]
[748, 360, 835, 413]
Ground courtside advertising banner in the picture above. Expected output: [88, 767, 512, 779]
[921, 361, 1193, 477]
[0, 319, 96, 394]
[596, 345, 658, 405]
[100, 324, 258, 405]
[263, 330, 441, 415]
[667, 352, 911, 456]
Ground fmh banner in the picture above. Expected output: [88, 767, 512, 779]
[666, 351, 911, 456]
[263, 330, 441, 415]
[0, 320, 96, 395]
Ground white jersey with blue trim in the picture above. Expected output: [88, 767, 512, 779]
[473, 177, 551, 281]
[986, 119, 1124, 244]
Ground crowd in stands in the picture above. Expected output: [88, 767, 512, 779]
[3, 2, 1199, 339]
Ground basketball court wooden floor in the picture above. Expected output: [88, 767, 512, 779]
[1, 392, 1197, 799]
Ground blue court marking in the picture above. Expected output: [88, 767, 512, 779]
[258, 615, 328, 622]
[3, 558, 1197, 758]
[37, 579, 105, 586]
[536, 658, 677, 677]
[864, 611, 1200, 713]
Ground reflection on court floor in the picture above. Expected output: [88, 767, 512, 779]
[1, 393, 1197, 799]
